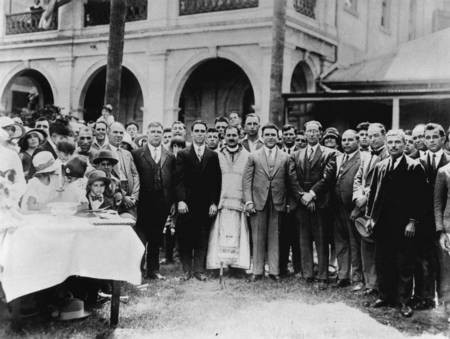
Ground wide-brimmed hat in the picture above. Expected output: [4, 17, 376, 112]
[18, 128, 47, 150]
[58, 298, 90, 321]
[63, 157, 87, 179]
[93, 149, 119, 166]
[121, 133, 137, 150]
[0, 116, 25, 139]
[134, 135, 148, 147]
[355, 216, 374, 243]
[87, 170, 110, 186]
[32, 151, 59, 175]
[323, 127, 340, 141]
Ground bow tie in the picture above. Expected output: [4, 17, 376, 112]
[91, 195, 103, 202]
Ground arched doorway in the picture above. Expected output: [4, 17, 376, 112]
[81, 66, 144, 125]
[1, 69, 54, 114]
[289, 61, 315, 128]
[178, 58, 255, 127]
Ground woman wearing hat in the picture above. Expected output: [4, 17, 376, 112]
[18, 129, 47, 181]
[0, 116, 26, 152]
[21, 151, 60, 212]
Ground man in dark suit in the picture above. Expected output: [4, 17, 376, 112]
[132, 122, 175, 280]
[333, 130, 362, 288]
[279, 124, 301, 277]
[243, 123, 296, 281]
[241, 113, 263, 153]
[175, 120, 221, 281]
[366, 129, 427, 317]
[290, 120, 336, 289]
[414, 123, 450, 309]
[352, 122, 389, 294]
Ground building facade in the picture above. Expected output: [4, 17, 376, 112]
[0, 0, 448, 129]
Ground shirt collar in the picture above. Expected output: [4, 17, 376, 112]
[428, 149, 444, 164]
[194, 143, 205, 152]
[308, 143, 320, 153]
[344, 149, 358, 160]
[390, 154, 404, 170]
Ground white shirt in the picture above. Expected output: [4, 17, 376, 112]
[306, 143, 320, 160]
[427, 149, 444, 168]
[147, 144, 162, 163]
[283, 145, 296, 155]
[389, 155, 404, 170]
[247, 138, 262, 153]
[194, 144, 206, 159]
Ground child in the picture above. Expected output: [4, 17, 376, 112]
[59, 156, 89, 208]
[86, 170, 115, 211]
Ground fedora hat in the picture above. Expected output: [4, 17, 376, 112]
[93, 149, 119, 166]
[0, 116, 25, 139]
[87, 170, 110, 186]
[58, 298, 90, 321]
[63, 156, 87, 179]
[32, 151, 59, 175]
[355, 216, 374, 243]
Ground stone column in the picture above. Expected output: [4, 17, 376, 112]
[258, 43, 273, 124]
[55, 57, 74, 116]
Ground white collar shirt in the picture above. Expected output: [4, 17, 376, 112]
[427, 149, 444, 167]
[194, 144, 206, 159]
[264, 146, 277, 160]
[147, 144, 162, 163]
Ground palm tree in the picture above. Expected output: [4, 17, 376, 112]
[104, 0, 127, 119]
[269, 0, 287, 127]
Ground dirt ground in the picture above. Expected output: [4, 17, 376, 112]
[1, 262, 450, 339]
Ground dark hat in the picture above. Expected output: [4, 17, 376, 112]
[93, 149, 119, 165]
[18, 128, 47, 150]
[355, 216, 374, 243]
[102, 104, 113, 112]
[87, 170, 110, 186]
[323, 127, 340, 140]
[63, 157, 87, 179]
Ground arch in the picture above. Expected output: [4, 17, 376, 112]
[0, 63, 58, 111]
[170, 49, 261, 118]
[290, 60, 316, 93]
[0, 67, 56, 114]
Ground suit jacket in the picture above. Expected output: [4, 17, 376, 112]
[242, 147, 295, 212]
[352, 146, 389, 207]
[241, 137, 264, 153]
[290, 145, 336, 209]
[104, 145, 140, 202]
[279, 144, 301, 155]
[132, 145, 175, 207]
[334, 151, 361, 210]
[434, 163, 450, 233]
[366, 155, 427, 230]
[175, 145, 221, 210]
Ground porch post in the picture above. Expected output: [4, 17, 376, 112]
[392, 97, 400, 129]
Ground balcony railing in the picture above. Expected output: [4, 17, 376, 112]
[6, 10, 58, 35]
[84, 0, 147, 27]
[293, 0, 316, 19]
[179, 0, 258, 16]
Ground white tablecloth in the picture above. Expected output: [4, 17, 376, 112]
[0, 214, 144, 302]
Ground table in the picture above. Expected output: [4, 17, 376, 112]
[0, 213, 144, 328]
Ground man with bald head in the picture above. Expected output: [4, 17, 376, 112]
[332, 130, 363, 288]
[75, 126, 97, 165]
[412, 124, 427, 158]
[106, 122, 140, 217]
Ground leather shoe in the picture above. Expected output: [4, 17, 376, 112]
[180, 271, 192, 281]
[247, 274, 263, 282]
[333, 279, 350, 288]
[351, 282, 364, 292]
[371, 299, 389, 308]
[193, 272, 208, 281]
[146, 272, 166, 280]
[400, 304, 413, 317]
[269, 274, 280, 282]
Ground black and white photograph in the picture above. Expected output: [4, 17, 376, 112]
[1, 0, 450, 338]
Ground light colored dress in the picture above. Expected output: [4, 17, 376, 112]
[20, 175, 59, 212]
[207, 147, 250, 269]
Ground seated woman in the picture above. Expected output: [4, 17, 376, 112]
[18, 128, 46, 181]
[59, 156, 89, 208]
[21, 151, 59, 212]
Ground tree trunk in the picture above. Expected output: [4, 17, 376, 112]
[269, 0, 287, 127]
[104, 0, 127, 119]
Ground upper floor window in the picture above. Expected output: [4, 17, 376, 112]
[84, 0, 147, 27]
[344, 0, 357, 14]
[179, 0, 258, 16]
[293, 0, 317, 19]
[380, 0, 391, 31]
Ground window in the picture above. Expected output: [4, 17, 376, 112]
[380, 0, 391, 31]
[344, 0, 357, 14]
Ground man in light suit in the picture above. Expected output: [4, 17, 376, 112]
[290, 120, 336, 289]
[366, 129, 426, 317]
[241, 114, 263, 153]
[352, 122, 389, 294]
[106, 122, 140, 218]
[243, 123, 296, 282]
[132, 122, 176, 280]
[333, 130, 362, 288]
[414, 123, 450, 309]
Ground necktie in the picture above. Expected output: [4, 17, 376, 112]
[342, 154, 349, 165]
[371, 148, 382, 156]
[286, 147, 291, 155]
[268, 148, 275, 171]
[153, 147, 160, 163]
[91, 195, 103, 202]
[431, 153, 436, 170]
[197, 147, 203, 162]
[308, 147, 314, 161]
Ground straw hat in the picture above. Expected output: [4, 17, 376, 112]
[0, 116, 25, 139]
[32, 151, 59, 175]
[355, 216, 374, 243]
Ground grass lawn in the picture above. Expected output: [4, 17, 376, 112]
[1, 262, 449, 339]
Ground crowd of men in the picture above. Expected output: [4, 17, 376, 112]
[2, 103, 450, 320]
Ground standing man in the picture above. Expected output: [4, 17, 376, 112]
[291, 120, 336, 289]
[125, 122, 139, 141]
[162, 128, 172, 150]
[295, 130, 307, 149]
[206, 127, 220, 152]
[366, 129, 426, 317]
[35, 117, 50, 137]
[333, 130, 362, 288]
[243, 123, 295, 281]
[132, 122, 176, 280]
[75, 126, 96, 165]
[228, 111, 242, 128]
[91, 121, 109, 151]
[356, 122, 370, 153]
[241, 113, 263, 153]
[412, 124, 427, 157]
[279, 124, 301, 277]
[405, 130, 419, 159]
[175, 120, 221, 281]
[214, 116, 229, 147]
[352, 122, 389, 294]
[414, 123, 450, 309]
